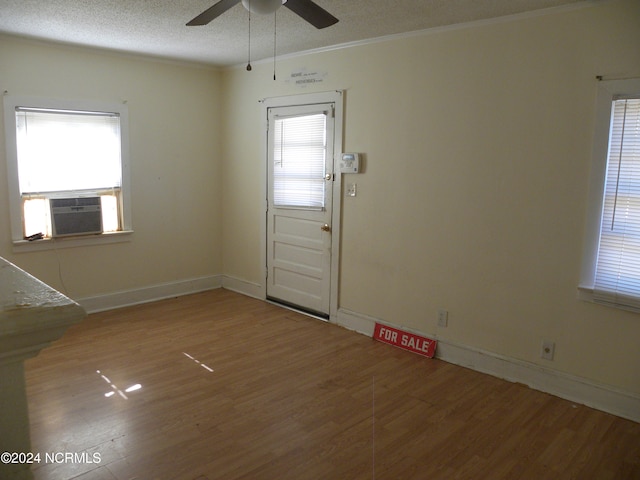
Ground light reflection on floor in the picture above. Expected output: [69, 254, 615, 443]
[96, 370, 141, 400]
[96, 351, 211, 402]
[182, 352, 214, 372]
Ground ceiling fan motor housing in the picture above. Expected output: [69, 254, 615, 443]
[241, 0, 283, 15]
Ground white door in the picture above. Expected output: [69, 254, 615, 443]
[267, 103, 335, 316]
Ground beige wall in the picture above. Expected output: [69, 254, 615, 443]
[220, 0, 640, 394]
[1, 0, 638, 397]
[0, 37, 223, 297]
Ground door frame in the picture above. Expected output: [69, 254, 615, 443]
[260, 90, 344, 321]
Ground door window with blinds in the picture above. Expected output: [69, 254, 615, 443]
[583, 79, 640, 311]
[272, 112, 327, 209]
[3, 96, 131, 243]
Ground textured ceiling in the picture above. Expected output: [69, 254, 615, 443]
[0, 0, 591, 67]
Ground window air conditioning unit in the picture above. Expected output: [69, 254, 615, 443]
[50, 197, 103, 237]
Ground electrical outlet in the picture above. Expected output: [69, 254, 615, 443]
[437, 309, 448, 327]
[541, 340, 555, 360]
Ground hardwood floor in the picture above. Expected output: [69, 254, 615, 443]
[24, 289, 640, 479]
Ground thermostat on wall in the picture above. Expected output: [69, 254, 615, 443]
[340, 153, 361, 173]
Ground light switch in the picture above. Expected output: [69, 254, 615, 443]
[347, 183, 357, 197]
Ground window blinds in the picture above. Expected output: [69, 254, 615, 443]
[272, 112, 327, 208]
[15, 108, 122, 195]
[594, 97, 640, 309]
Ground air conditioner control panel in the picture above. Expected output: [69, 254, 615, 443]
[340, 153, 361, 173]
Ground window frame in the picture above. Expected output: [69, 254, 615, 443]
[3, 95, 133, 250]
[271, 110, 329, 210]
[579, 78, 640, 310]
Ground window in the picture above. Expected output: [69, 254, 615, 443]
[581, 79, 640, 311]
[272, 112, 328, 209]
[3, 96, 131, 246]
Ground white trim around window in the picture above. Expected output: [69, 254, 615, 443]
[579, 78, 640, 311]
[3, 95, 133, 251]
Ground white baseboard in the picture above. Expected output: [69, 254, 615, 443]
[78, 275, 223, 313]
[221, 275, 263, 299]
[335, 307, 378, 336]
[336, 308, 640, 423]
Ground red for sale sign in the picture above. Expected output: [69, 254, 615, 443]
[373, 323, 437, 358]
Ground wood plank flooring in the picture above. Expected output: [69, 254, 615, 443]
[24, 289, 640, 479]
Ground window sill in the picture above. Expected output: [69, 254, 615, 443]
[577, 285, 595, 303]
[12, 230, 133, 253]
[578, 285, 640, 314]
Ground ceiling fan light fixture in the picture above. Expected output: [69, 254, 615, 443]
[241, 0, 283, 15]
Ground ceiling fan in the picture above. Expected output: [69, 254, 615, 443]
[186, 0, 339, 29]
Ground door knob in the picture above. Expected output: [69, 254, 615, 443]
[321, 224, 331, 232]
